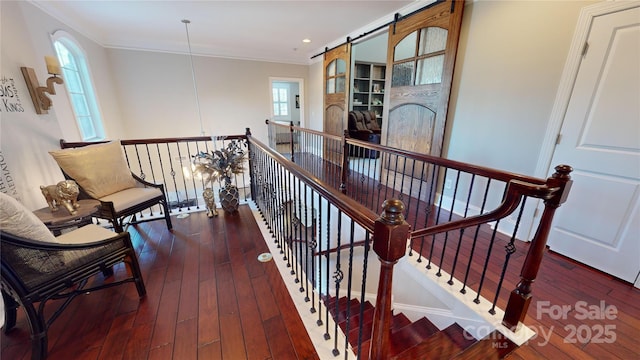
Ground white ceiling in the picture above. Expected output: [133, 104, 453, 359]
[31, 0, 424, 65]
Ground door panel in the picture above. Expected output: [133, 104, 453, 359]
[383, 0, 464, 197]
[385, 0, 463, 160]
[548, 5, 640, 283]
[323, 44, 351, 164]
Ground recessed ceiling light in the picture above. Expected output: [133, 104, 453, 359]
[302, 38, 311, 43]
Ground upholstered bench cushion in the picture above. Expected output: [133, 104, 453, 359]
[49, 141, 136, 198]
[99, 187, 163, 212]
[56, 224, 119, 244]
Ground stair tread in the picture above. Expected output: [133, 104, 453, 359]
[332, 301, 374, 323]
[388, 317, 440, 351]
[353, 316, 439, 358]
[450, 330, 518, 360]
[346, 313, 413, 347]
[339, 307, 375, 331]
[390, 323, 467, 360]
[441, 323, 477, 350]
[324, 295, 360, 311]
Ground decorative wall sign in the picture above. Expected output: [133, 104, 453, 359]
[0, 151, 22, 202]
[0, 76, 25, 113]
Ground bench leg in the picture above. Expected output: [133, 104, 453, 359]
[2, 290, 17, 333]
[161, 200, 173, 230]
[22, 302, 47, 360]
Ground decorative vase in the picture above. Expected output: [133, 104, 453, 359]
[219, 183, 240, 213]
[202, 187, 218, 218]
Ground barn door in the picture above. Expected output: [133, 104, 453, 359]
[385, 0, 464, 164]
[323, 44, 351, 164]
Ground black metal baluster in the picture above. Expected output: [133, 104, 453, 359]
[309, 186, 316, 310]
[490, 198, 527, 314]
[332, 209, 343, 356]
[317, 196, 324, 326]
[343, 219, 356, 359]
[356, 230, 371, 360]
[409, 160, 426, 259]
[295, 179, 303, 284]
[448, 172, 475, 285]
[154, 143, 171, 213]
[390, 154, 400, 200]
[461, 178, 492, 294]
[284, 166, 292, 268]
[437, 170, 460, 278]
[324, 201, 331, 340]
[475, 184, 508, 304]
[165, 143, 182, 213]
[428, 166, 447, 270]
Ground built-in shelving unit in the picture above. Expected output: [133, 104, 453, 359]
[351, 62, 386, 123]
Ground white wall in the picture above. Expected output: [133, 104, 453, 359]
[352, 32, 387, 64]
[0, 1, 124, 209]
[2, 0, 601, 209]
[445, 0, 598, 175]
[307, 60, 324, 132]
[1, 1, 309, 207]
[307, 0, 599, 178]
[107, 48, 308, 143]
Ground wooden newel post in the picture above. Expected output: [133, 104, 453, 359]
[503, 165, 573, 330]
[369, 199, 410, 360]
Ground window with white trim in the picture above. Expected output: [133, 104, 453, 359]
[272, 82, 290, 120]
[52, 31, 105, 141]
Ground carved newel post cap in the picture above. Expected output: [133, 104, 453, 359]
[381, 199, 405, 225]
[553, 164, 573, 178]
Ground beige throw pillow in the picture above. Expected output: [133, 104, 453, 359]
[0, 192, 56, 243]
[49, 141, 136, 199]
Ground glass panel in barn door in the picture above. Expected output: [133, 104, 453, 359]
[323, 44, 351, 165]
[384, 0, 464, 202]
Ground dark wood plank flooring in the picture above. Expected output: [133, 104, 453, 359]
[1, 206, 318, 360]
[2, 204, 638, 359]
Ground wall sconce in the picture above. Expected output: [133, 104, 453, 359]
[21, 56, 64, 114]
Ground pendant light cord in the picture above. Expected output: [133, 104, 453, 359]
[182, 19, 205, 135]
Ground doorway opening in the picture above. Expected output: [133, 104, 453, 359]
[269, 77, 304, 128]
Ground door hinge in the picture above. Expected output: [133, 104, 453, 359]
[556, 133, 562, 145]
[581, 42, 589, 57]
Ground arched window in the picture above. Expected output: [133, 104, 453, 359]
[51, 31, 105, 141]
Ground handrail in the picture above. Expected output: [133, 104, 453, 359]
[266, 119, 342, 141]
[344, 137, 548, 186]
[262, 121, 573, 343]
[248, 132, 377, 232]
[61, 134, 247, 148]
[265, 120, 547, 185]
[411, 180, 559, 238]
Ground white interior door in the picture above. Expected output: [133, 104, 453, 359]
[547, 5, 640, 284]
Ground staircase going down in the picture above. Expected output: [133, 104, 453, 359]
[324, 296, 519, 360]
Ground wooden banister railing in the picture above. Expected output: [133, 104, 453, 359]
[60, 135, 251, 216]
[503, 165, 573, 330]
[58, 129, 573, 358]
[263, 120, 573, 347]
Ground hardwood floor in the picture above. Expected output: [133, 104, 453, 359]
[1, 206, 318, 360]
[2, 204, 638, 359]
